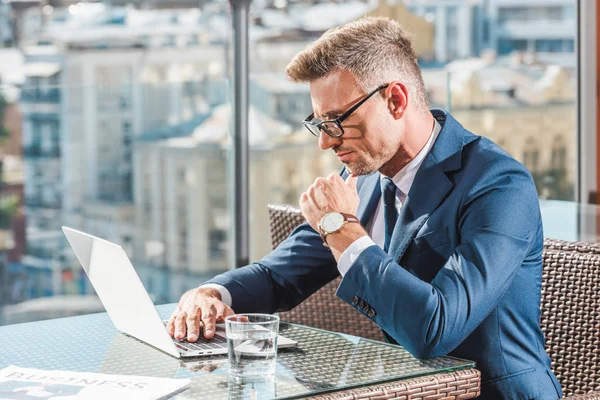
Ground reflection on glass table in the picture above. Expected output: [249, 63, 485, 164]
[0, 304, 475, 400]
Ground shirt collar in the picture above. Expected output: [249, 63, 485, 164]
[382, 119, 442, 195]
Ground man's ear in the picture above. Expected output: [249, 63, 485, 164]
[386, 81, 408, 120]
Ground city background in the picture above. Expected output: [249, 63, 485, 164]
[0, 0, 577, 324]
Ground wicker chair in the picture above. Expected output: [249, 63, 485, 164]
[268, 204, 600, 399]
[540, 242, 600, 398]
[544, 238, 600, 255]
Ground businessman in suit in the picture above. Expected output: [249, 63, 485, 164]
[167, 17, 562, 399]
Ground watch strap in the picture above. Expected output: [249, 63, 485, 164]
[340, 213, 359, 224]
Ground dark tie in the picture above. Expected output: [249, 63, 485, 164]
[382, 177, 398, 253]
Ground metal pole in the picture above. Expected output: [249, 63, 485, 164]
[576, 0, 597, 237]
[229, 0, 251, 268]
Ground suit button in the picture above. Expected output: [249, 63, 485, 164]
[351, 296, 359, 306]
[357, 299, 366, 309]
[368, 309, 376, 318]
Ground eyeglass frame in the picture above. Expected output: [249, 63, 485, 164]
[302, 83, 390, 138]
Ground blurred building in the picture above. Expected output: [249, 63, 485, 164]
[0, 156, 26, 263]
[0, 48, 25, 103]
[0, 53, 26, 298]
[106, 0, 213, 9]
[367, 1, 434, 60]
[1, 103, 23, 156]
[0, 0, 14, 46]
[19, 5, 226, 298]
[403, 0, 575, 63]
[422, 52, 576, 200]
[9, 2, 43, 46]
[403, 0, 486, 63]
[487, 0, 575, 58]
[0, 238, 12, 307]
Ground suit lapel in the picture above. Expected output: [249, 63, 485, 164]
[387, 110, 479, 262]
[387, 154, 454, 261]
[356, 172, 381, 227]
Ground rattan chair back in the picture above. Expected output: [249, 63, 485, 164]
[541, 239, 600, 396]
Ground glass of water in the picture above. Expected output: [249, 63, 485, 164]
[225, 313, 279, 381]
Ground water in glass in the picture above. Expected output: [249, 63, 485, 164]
[225, 314, 279, 380]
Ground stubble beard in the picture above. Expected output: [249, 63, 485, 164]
[345, 158, 377, 176]
[345, 150, 395, 176]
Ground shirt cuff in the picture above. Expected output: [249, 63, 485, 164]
[200, 283, 232, 307]
[337, 235, 377, 277]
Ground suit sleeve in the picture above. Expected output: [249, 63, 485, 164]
[203, 222, 338, 313]
[335, 158, 541, 358]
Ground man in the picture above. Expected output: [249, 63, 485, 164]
[168, 17, 562, 399]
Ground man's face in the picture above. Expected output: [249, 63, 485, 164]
[309, 70, 402, 176]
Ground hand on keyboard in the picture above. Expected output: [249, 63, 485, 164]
[167, 287, 235, 343]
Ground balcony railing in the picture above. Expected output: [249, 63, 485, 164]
[23, 146, 61, 159]
[21, 88, 61, 103]
[25, 197, 62, 210]
[25, 246, 56, 260]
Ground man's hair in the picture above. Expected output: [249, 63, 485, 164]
[286, 17, 429, 113]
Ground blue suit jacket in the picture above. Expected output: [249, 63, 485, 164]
[207, 110, 562, 399]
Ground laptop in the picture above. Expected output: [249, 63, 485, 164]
[62, 226, 297, 359]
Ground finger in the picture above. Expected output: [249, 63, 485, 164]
[345, 174, 358, 192]
[201, 303, 217, 339]
[215, 304, 235, 322]
[228, 314, 249, 322]
[186, 305, 201, 342]
[174, 313, 187, 340]
[299, 192, 308, 207]
[167, 314, 176, 337]
[308, 188, 321, 209]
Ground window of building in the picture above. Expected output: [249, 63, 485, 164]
[523, 138, 540, 173]
[536, 39, 572, 53]
[498, 39, 528, 55]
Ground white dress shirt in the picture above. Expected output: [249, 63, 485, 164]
[203, 120, 442, 305]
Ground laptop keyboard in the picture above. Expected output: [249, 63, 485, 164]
[174, 334, 226, 352]
[163, 320, 227, 352]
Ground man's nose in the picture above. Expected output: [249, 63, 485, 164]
[319, 130, 342, 150]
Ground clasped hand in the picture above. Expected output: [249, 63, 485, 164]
[299, 173, 360, 231]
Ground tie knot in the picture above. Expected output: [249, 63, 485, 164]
[382, 177, 397, 207]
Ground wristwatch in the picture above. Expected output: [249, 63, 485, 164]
[318, 212, 360, 248]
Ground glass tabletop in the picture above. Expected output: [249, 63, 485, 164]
[0, 304, 475, 399]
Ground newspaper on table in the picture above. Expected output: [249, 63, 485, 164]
[0, 365, 190, 400]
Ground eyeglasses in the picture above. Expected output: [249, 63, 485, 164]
[302, 83, 389, 138]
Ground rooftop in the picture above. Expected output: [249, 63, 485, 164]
[137, 103, 296, 150]
[0, 49, 25, 102]
[423, 53, 576, 109]
[251, 73, 309, 94]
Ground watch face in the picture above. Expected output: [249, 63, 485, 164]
[321, 212, 345, 233]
